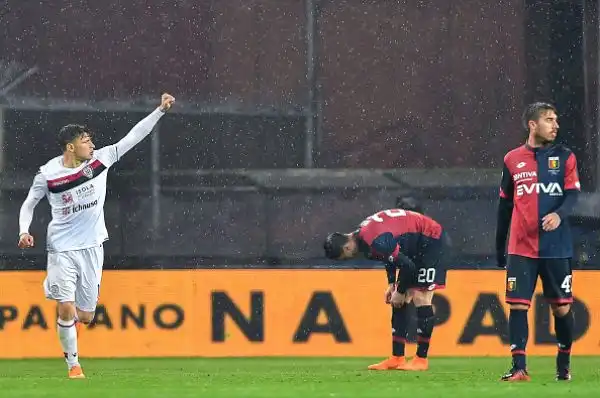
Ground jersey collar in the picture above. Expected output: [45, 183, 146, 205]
[524, 142, 555, 153]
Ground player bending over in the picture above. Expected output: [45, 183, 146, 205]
[496, 102, 580, 382]
[18, 93, 175, 379]
[324, 208, 448, 371]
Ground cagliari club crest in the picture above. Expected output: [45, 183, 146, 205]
[81, 165, 94, 179]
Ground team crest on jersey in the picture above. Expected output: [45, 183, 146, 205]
[548, 157, 560, 170]
[507, 277, 516, 292]
[61, 192, 73, 204]
[82, 165, 94, 179]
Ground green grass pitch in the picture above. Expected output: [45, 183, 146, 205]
[0, 357, 599, 397]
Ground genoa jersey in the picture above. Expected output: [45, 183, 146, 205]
[356, 209, 443, 264]
[500, 144, 581, 258]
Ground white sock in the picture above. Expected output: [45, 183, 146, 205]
[57, 318, 79, 368]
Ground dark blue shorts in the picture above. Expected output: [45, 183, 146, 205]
[505, 254, 573, 306]
[412, 232, 449, 291]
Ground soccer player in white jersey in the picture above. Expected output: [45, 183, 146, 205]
[17, 93, 175, 379]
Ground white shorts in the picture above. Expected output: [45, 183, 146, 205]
[43, 245, 104, 313]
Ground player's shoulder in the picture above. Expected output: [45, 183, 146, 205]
[94, 145, 112, 156]
[38, 155, 64, 176]
[94, 145, 118, 165]
[503, 144, 528, 163]
[552, 144, 576, 158]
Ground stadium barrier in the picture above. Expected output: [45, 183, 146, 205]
[0, 269, 598, 358]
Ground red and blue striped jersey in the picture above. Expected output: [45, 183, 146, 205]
[500, 144, 580, 258]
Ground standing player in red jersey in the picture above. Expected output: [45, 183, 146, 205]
[496, 102, 581, 382]
[324, 208, 449, 371]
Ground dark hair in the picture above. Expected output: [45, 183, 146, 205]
[522, 102, 557, 131]
[58, 124, 93, 150]
[395, 196, 423, 214]
[324, 232, 349, 260]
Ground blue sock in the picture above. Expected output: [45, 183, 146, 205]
[509, 309, 528, 370]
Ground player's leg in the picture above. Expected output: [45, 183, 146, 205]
[395, 289, 435, 371]
[368, 304, 410, 370]
[501, 255, 537, 382]
[74, 245, 104, 324]
[539, 258, 573, 381]
[43, 252, 83, 378]
[396, 243, 447, 371]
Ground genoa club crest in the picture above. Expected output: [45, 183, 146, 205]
[507, 277, 516, 292]
[82, 165, 94, 179]
[548, 157, 560, 170]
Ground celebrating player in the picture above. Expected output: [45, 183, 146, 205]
[324, 208, 449, 371]
[17, 93, 175, 379]
[496, 102, 580, 382]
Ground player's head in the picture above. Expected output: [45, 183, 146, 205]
[396, 196, 423, 214]
[522, 102, 559, 145]
[58, 124, 95, 161]
[323, 232, 358, 260]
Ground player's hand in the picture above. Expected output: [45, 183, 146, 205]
[390, 291, 410, 308]
[159, 93, 175, 112]
[542, 212, 561, 232]
[18, 233, 34, 249]
[384, 283, 395, 304]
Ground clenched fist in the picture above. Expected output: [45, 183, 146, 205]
[18, 233, 34, 249]
[159, 93, 175, 112]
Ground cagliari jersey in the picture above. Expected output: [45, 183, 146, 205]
[19, 107, 165, 253]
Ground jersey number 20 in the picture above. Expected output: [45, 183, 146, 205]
[360, 209, 407, 227]
[418, 268, 436, 283]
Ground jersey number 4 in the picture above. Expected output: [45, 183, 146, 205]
[561, 275, 573, 293]
[359, 209, 407, 227]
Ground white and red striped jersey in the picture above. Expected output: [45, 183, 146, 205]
[19, 107, 165, 252]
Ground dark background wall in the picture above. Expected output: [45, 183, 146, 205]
[0, 0, 597, 269]
[2, 0, 528, 168]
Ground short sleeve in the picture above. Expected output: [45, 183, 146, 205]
[564, 152, 581, 191]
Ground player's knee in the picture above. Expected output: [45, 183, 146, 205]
[509, 303, 530, 311]
[57, 302, 77, 321]
[76, 310, 95, 324]
[551, 303, 571, 317]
